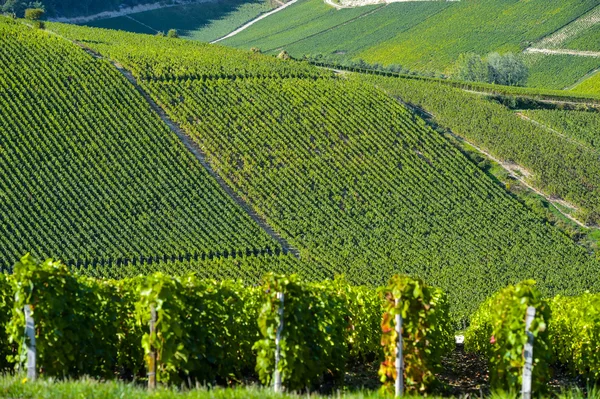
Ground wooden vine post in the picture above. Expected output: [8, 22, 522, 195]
[273, 292, 285, 393]
[521, 306, 536, 399]
[24, 305, 36, 381]
[148, 305, 157, 390]
[395, 298, 404, 397]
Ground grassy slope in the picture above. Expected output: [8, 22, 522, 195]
[87, 0, 276, 42]
[561, 20, 600, 52]
[223, 0, 378, 50]
[0, 18, 284, 273]
[47, 23, 600, 321]
[572, 70, 600, 94]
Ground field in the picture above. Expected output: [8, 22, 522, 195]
[523, 52, 600, 90]
[0, 18, 294, 275]
[572, 70, 600, 94]
[221, 0, 448, 60]
[362, 74, 600, 224]
[86, 0, 278, 42]
[221, 0, 599, 75]
[38, 22, 600, 322]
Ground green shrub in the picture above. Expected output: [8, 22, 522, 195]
[24, 8, 44, 21]
[465, 280, 552, 392]
[550, 293, 600, 382]
[378, 275, 453, 394]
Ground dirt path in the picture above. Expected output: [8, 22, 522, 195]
[391, 96, 589, 228]
[211, 0, 300, 43]
[524, 47, 600, 58]
[40, 23, 300, 257]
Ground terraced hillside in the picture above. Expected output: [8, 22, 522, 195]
[44, 23, 600, 321]
[0, 18, 307, 281]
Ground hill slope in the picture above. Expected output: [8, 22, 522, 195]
[45, 23, 600, 321]
[0, 18, 290, 275]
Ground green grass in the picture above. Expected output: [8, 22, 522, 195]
[86, 0, 277, 42]
[0, 376, 597, 398]
[572, 70, 600, 94]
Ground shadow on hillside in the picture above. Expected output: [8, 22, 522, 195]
[84, 0, 275, 38]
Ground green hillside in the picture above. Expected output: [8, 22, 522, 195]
[0, 18, 290, 275]
[86, 0, 278, 42]
[42, 22, 600, 321]
[362, 74, 600, 224]
[218, 0, 600, 87]
[521, 109, 600, 150]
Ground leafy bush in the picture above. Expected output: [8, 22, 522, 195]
[465, 280, 552, 392]
[7, 254, 140, 378]
[550, 293, 600, 382]
[24, 8, 43, 20]
[135, 273, 260, 385]
[378, 275, 453, 394]
[253, 274, 351, 391]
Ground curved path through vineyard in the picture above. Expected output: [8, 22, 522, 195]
[38, 23, 300, 258]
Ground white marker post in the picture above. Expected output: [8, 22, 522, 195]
[395, 298, 404, 397]
[522, 306, 536, 399]
[148, 305, 157, 390]
[273, 292, 285, 393]
[24, 305, 36, 381]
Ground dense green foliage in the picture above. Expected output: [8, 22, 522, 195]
[8, 254, 144, 378]
[521, 109, 600, 150]
[550, 293, 600, 382]
[136, 273, 260, 384]
[0, 19, 286, 272]
[379, 276, 452, 393]
[451, 52, 528, 86]
[365, 74, 600, 224]
[465, 281, 552, 392]
[87, 0, 277, 43]
[254, 275, 381, 391]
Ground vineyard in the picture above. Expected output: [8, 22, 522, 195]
[12, 21, 593, 324]
[216, 0, 599, 81]
[521, 109, 600, 151]
[0, 18, 287, 273]
[364, 74, 600, 225]
[0, 256, 599, 394]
